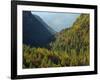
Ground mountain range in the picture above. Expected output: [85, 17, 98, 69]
[23, 13, 90, 68]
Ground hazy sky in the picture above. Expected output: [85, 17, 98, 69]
[31, 11, 80, 32]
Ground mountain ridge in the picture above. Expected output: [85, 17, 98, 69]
[23, 11, 56, 47]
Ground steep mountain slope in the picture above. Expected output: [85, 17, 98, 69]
[23, 11, 55, 47]
[50, 14, 89, 54]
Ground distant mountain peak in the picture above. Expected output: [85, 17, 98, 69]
[33, 14, 56, 34]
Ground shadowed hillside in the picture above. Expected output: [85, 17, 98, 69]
[23, 11, 56, 47]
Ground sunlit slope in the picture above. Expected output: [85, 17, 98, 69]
[50, 14, 90, 55]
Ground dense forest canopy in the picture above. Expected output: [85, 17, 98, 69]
[23, 14, 90, 68]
